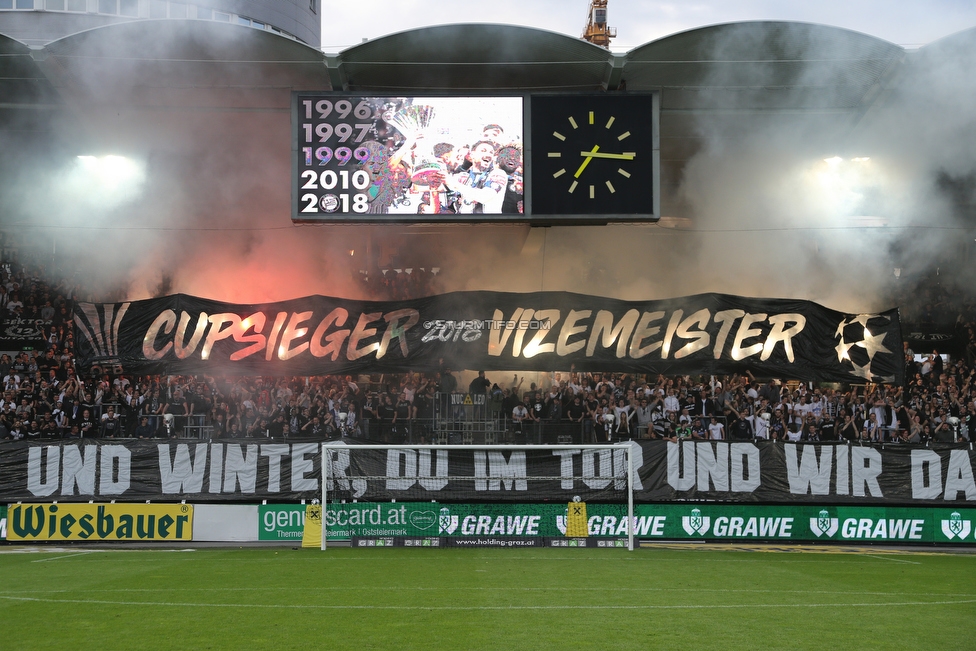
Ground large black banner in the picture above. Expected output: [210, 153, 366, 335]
[73, 292, 904, 382]
[1, 440, 972, 505]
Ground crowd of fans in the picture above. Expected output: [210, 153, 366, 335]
[354, 267, 444, 301]
[0, 250, 973, 445]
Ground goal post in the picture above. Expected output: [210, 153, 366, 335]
[320, 443, 637, 551]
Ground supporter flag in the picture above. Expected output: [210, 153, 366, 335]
[301, 504, 322, 549]
[0, 316, 51, 351]
[566, 499, 588, 537]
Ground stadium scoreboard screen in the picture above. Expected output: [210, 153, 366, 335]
[291, 93, 660, 224]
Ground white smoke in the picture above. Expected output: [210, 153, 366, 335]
[4, 21, 975, 317]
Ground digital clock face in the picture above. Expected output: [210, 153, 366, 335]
[528, 94, 657, 218]
[292, 94, 524, 222]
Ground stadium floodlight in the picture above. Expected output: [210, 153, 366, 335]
[321, 443, 638, 551]
[808, 155, 886, 223]
[69, 155, 146, 212]
[76, 155, 144, 189]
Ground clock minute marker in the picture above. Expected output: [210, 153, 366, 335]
[606, 181, 616, 193]
[553, 131, 566, 141]
[617, 131, 631, 141]
[568, 180, 578, 193]
[568, 116, 578, 129]
[618, 169, 631, 178]
[553, 169, 566, 178]
[605, 116, 615, 129]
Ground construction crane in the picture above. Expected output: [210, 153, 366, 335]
[581, 0, 616, 49]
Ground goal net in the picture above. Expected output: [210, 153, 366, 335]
[319, 443, 638, 550]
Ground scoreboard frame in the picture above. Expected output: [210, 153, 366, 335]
[291, 92, 660, 225]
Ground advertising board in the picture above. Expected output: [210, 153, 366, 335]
[320, 502, 976, 544]
[5, 503, 193, 542]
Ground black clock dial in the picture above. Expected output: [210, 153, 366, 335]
[530, 94, 656, 217]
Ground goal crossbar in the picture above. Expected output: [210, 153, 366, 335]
[320, 443, 636, 551]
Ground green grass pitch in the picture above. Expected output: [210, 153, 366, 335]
[1, 545, 974, 650]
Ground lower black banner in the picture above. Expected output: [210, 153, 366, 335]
[1, 439, 973, 505]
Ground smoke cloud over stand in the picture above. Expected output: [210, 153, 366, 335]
[3, 22, 974, 318]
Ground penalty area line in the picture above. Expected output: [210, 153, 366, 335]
[1, 595, 975, 611]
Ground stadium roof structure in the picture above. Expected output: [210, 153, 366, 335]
[16, 20, 330, 155]
[0, 18, 968, 219]
[623, 22, 905, 187]
[330, 23, 615, 91]
[0, 31, 63, 142]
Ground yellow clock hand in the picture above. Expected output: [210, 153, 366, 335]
[578, 151, 636, 160]
[574, 145, 600, 178]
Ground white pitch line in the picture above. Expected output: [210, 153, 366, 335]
[31, 552, 93, 563]
[676, 559, 917, 564]
[2, 587, 973, 598]
[0, 548, 196, 555]
[337, 557, 841, 564]
[2, 595, 975, 611]
[865, 554, 922, 565]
